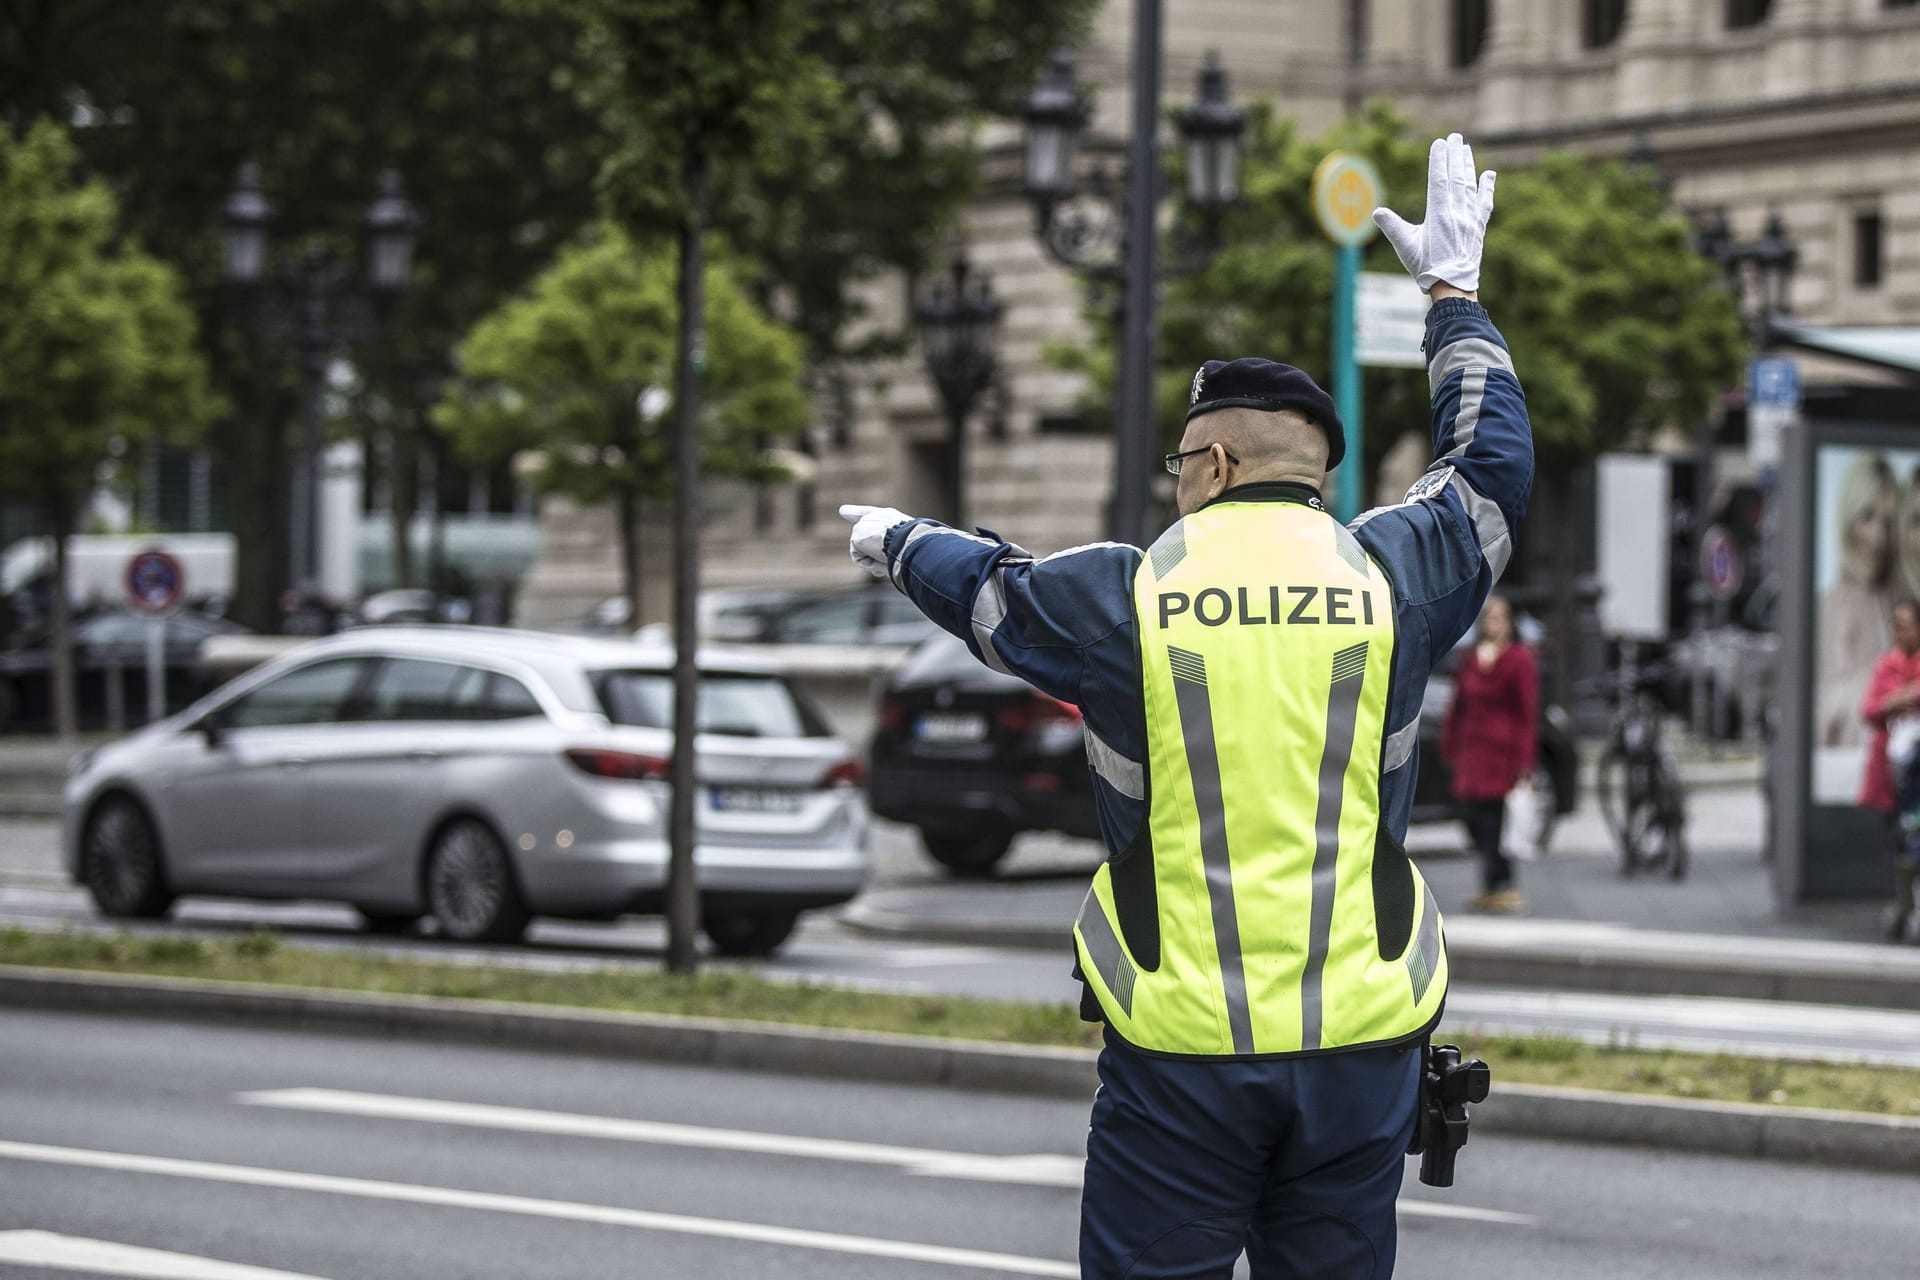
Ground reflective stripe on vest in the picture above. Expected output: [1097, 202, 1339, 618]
[1072, 500, 1449, 1057]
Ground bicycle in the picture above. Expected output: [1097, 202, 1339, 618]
[1592, 658, 1689, 881]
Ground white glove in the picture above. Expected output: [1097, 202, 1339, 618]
[1372, 133, 1496, 293]
[839, 503, 911, 577]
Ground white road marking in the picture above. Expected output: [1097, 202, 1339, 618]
[0, 1140, 1079, 1278]
[236, 1088, 1534, 1226]
[238, 1087, 1086, 1186]
[0, 1230, 330, 1279]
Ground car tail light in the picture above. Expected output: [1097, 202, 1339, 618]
[994, 692, 1083, 734]
[818, 759, 866, 790]
[566, 748, 670, 781]
[877, 697, 909, 734]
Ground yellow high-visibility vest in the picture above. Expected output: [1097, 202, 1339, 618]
[1074, 496, 1446, 1057]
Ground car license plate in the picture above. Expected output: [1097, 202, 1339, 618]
[709, 787, 804, 814]
[915, 712, 987, 744]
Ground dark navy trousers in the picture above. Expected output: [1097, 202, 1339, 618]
[1080, 1029, 1421, 1279]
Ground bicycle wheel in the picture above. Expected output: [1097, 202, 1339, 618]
[1620, 794, 1659, 876]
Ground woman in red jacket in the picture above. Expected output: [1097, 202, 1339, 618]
[1441, 595, 1538, 913]
[1859, 598, 1920, 941]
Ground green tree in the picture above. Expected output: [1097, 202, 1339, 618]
[1062, 104, 1743, 694]
[0, 120, 215, 740]
[434, 224, 808, 626]
[1, 0, 604, 626]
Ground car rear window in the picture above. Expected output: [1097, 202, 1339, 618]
[593, 670, 828, 738]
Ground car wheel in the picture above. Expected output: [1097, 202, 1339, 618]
[81, 794, 175, 919]
[701, 908, 799, 957]
[920, 828, 1014, 878]
[357, 909, 421, 936]
[424, 818, 529, 943]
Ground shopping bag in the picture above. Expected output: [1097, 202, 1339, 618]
[1503, 777, 1540, 862]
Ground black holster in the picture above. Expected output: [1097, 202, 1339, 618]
[1405, 1042, 1490, 1188]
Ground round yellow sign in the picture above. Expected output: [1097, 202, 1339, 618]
[1312, 152, 1384, 247]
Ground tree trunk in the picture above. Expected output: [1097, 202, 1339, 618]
[389, 420, 420, 589]
[617, 488, 642, 631]
[219, 407, 291, 633]
[666, 146, 709, 977]
[47, 493, 77, 746]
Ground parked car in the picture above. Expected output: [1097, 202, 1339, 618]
[764, 584, 941, 648]
[62, 627, 869, 954]
[1410, 620, 1580, 847]
[606, 587, 821, 642]
[868, 633, 1099, 875]
[0, 608, 247, 732]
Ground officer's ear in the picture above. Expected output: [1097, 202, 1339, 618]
[1207, 442, 1234, 501]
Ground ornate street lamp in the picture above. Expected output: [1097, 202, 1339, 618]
[363, 170, 419, 295]
[1020, 42, 1244, 545]
[914, 256, 1003, 528]
[218, 163, 418, 609]
[220, 162, 273, 287]
[1022, 50, 1089, 205]
[1751, 211, 1799, 320]
[1175, 53, 1247, 209]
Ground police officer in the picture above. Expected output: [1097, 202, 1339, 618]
[842, 133, 1529, 1279]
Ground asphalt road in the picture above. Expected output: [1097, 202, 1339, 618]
[7, 810, 1920, 1068]
[1, 1008, 1912, 1279]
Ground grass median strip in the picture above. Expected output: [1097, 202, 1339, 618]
[6, 925, 1920, 1120]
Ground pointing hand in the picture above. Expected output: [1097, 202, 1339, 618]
[839, 503, 912, 577]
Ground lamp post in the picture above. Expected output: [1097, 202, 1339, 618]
[221, 164, 417, 606]
[913, 257, 1003, 528]
[1022, 45, 1245, 546]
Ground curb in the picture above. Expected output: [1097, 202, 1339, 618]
[3, 965, 1917, 1174]
[836, 902, 1920, 1012]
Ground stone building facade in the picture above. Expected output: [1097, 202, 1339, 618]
[516, 0, 1920, 628]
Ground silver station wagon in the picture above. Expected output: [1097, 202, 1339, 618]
[61, 628, 870, 954]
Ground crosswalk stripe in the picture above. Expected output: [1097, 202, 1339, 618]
[0, 1140, 1080, 1277]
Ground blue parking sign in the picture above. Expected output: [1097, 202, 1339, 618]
[1749, 356, 1800, 409]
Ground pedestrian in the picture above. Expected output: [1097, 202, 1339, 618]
[1859, 597, 1920, 942]
[841, 133, 1529, 1278]
[1440, 594, 1538, 913]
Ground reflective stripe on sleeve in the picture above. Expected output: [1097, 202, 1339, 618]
[1427, 337, 1513, 395]
[969, 569, 1015, 674]
[1382, 716, 1420, 773]
[1084, 727, 1145, 801]
[1447, 471, 1513, 581]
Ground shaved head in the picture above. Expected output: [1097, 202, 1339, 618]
[1179, 408, 1329, 481]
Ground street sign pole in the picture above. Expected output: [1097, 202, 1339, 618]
[1332, 243, 1362, 523]
[1311, 152, 1384, 524]
[145, 616, 165, 724]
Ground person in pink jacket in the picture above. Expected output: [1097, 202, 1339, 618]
[1860, 598, 1920, 941]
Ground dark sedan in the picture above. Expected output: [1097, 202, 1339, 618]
[873, 625, 1577, 875]
[868, 633, 1099, 875]
[0, 608, 244, 731]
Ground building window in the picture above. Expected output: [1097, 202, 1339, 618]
[1887, 1, 1920, 11]
[1854, 210, 1884, 289]
[1451, 0, 1490, 68]
[1725, 0, 1771, 30]
[1583, 0, 1627, 49]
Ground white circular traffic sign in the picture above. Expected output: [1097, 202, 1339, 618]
[124, 549, 186, 616]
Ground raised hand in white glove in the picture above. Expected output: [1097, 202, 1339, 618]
[1372, 133, 1496, 294]
[839, 503, 912, 577]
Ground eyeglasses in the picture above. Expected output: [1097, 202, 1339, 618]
[1164, 444, 1240, 477]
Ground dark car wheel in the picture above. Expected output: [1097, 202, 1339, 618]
[701, 908, 799, 957]
[424, 818, 529, 943]
[357, 909, 421, 936]
[81, 794, 175, 919]
[921, 827, 1014, 878]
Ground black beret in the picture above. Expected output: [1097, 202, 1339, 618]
[1185, 358, 1346, 471]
